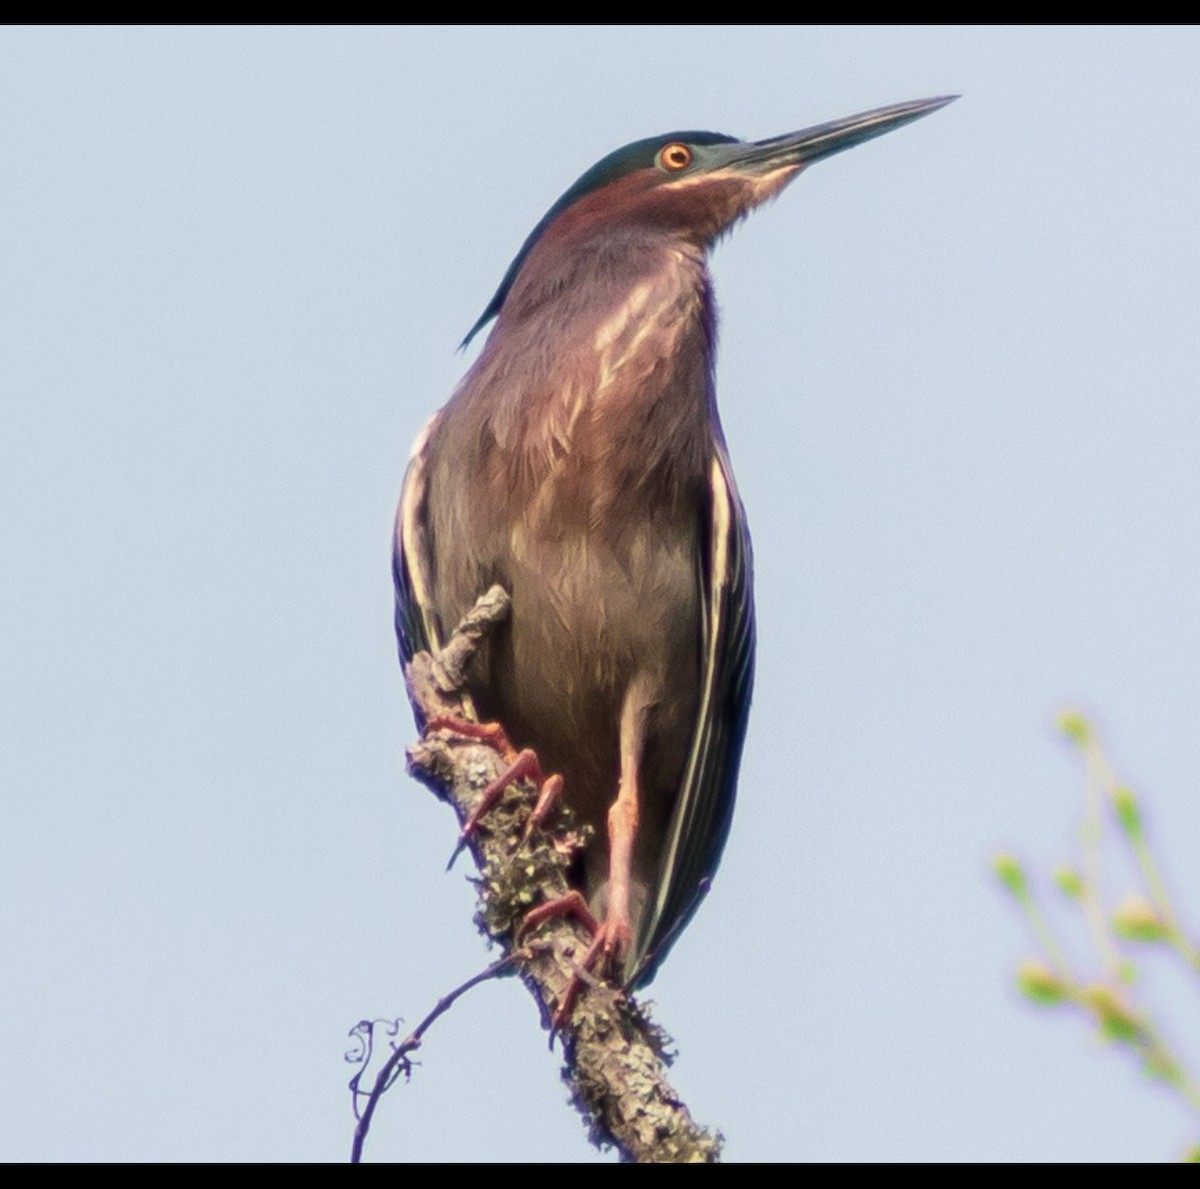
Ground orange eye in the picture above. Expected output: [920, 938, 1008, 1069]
[658, 142, 693, 172]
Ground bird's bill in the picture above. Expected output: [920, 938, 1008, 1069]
[733, 95, 957, 175]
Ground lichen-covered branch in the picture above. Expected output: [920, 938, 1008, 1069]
[403, 586, 722, 1163]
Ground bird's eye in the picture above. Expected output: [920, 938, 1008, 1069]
[657, 142, 693, 172]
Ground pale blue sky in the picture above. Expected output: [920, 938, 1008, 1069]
[2, 26, 1198, 1161]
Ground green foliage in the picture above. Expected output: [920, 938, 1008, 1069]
[996, 713, 1200, 1160]
[1113, 785, 1142, 840]
[1112, 895, 1170, 943]
[1052, 866, 1084, 899]
[994, 853, 1027, 898]
[1016, 960, 1067, 1004]
[1054, 707, 1092, 748]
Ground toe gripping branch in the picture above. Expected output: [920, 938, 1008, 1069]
[421, 712, 625, 1030]
[422, 716, 565, 869]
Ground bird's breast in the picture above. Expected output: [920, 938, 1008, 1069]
[425, 242, 715, 817]
[491, 502, 703, 851]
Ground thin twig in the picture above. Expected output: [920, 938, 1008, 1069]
[349, 954, 518, 1164]
[1079, 738, 1123, 980]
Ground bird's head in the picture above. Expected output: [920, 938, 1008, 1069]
[462, 96, 956, 347]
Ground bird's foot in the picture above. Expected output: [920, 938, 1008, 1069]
[426, 717, 563, 865]
[425, 715, 519, 763]
[458, 747, 563, 849]
[519, 894, 631, 1027]
[518, 889, 601, 940]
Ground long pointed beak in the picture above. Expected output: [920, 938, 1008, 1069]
[736, 95, 957, 174]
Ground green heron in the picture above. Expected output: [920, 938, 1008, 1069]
[395, 97, 954, 997]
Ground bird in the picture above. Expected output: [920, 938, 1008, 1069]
[395, 97, 954, 999]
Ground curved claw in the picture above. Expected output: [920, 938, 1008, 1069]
[445, 836, 469, 872]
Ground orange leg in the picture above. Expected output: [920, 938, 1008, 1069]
[519, 680, 650, 1026]
[521, 757, 639, 1027]
[592, 678, 651, 972]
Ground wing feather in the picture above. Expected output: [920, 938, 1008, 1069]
[393, 412, 445, 669]
[631, 445, 755, 985]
